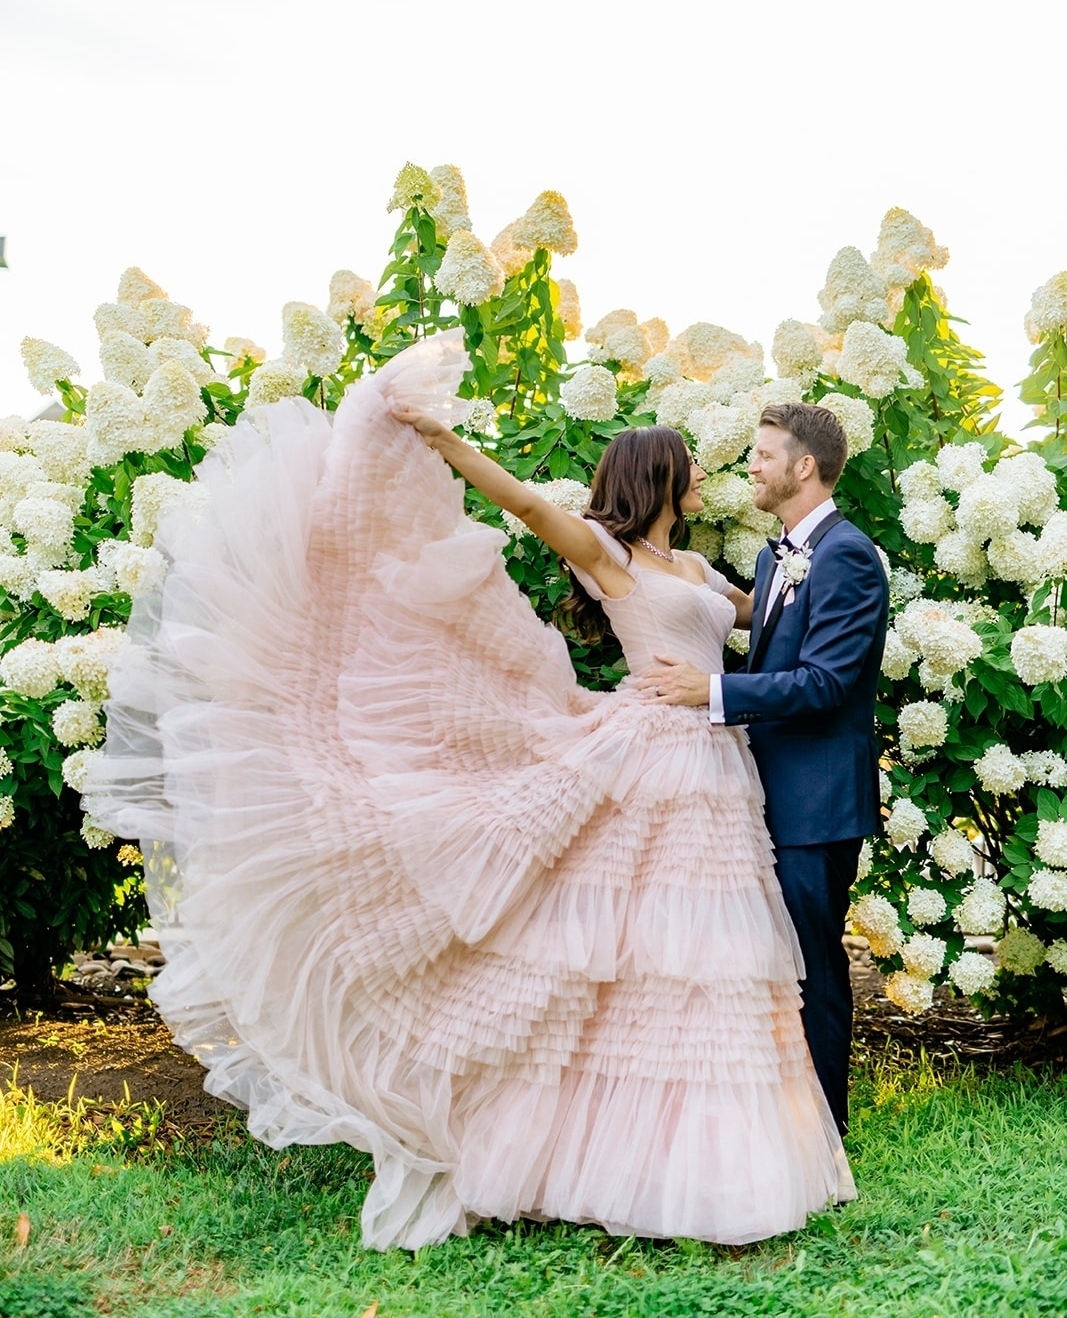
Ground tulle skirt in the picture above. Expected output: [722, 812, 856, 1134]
[87, 332, 854, 1249]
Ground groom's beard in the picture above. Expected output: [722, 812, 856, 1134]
[753, 470, 800, 517]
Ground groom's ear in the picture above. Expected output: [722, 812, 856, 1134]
[795, 451, 818, 482]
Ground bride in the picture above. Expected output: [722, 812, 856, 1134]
[86, 329, 854, 1251]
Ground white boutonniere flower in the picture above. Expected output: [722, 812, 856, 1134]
[776, 542, 813, 590]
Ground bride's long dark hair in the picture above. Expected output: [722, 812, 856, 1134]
[558, 426, 693, 644]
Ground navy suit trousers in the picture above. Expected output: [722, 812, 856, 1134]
[774, 837, 862, 1136]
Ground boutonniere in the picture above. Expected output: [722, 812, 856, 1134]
[775, 542, 813, 590]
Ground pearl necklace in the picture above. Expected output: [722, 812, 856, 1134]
[635, 536, 675, 563]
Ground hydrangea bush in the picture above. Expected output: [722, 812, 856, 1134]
[3, 171, 1067, 1020]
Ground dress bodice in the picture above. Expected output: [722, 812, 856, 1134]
[569, 520, 737, 677]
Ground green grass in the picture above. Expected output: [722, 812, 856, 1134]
[2, 1056, 1067, 1317]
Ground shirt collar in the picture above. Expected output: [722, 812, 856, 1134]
[782, 497, 837, 549]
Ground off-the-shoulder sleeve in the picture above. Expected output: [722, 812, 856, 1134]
[687, 552, 732, 596]
[565, 517, 631, 601]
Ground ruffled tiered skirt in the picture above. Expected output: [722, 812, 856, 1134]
[88, 331, 853, 1250]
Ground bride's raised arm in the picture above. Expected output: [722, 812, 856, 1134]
[391, 405, 631, 597]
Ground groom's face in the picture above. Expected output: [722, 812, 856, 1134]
[749, 425, 800, 516]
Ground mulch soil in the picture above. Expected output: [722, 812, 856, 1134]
[1, 941, 1065, 1127]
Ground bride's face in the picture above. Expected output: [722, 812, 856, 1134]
[680, 460, 706, 515]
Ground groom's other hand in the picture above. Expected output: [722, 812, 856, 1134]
[639, 655, 710, 706]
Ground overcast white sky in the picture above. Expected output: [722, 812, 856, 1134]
[1, 0, 1061, 437]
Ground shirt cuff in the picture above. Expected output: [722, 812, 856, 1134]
[708, 674, 726, 724]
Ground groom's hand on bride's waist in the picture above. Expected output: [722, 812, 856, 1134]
[639, 656, 710, 707]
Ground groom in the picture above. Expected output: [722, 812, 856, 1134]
[643, 401, 888, 1135]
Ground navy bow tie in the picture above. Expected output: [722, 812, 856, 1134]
[767, 535, 795, 553]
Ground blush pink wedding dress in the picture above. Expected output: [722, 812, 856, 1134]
[86, 329, 854, 1251]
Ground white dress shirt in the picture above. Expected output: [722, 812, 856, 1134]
[708, 498, 837, 723]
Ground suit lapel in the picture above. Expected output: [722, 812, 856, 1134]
[748, 510, 844, 671]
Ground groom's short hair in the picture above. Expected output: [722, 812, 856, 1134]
[759, 403, 848, 487]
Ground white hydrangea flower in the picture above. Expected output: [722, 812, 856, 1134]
[148, 337, 216, 389]
[886, 798, 929, 845]
[948, 950, 996, 995]
[933, 531, 988, 588]
[748, 377, 805, 410]
[884, 969, 935, 1015]
[722, 525, 764, 577]
[489, 221, 532, 279]
[586, 309, 637, 349]
[1011, 625, 1067, 686]
[818, 247, 889, 334]
[879, 770, 893, 803]
[140, 299, 207, 348]
[955, 474, 1020, 543]
[511, 190, 577, 255]
[130, 471, 202, 547]
[0, 797, 13, 830]
[52, 699, 104, 747]
[935, 442, 986, 492]
[817, 392, 875, 458]
[996, 928, 1046, 976]
[1026, 271, 1067, 338]
[1028, 869, 1067, 912]
[725, 627, 750, 655]
[36, 569, 99, 622]
[0, 451, 47, 522]
[94, 301, 151, 344]
[559, 366, 617, 422]
[53, 627, 124, 702]
[0, 638, 62, 697]
[687, 521, 723, 563]
[895, 599, 982, 675]
[246, 358, 305, 408]
[387, 161, 440, 212]
[1020, 750, 1067, 788]
[85, 380, 148, 466]
[993, 450, 1059, 527]
[1039, 511, 1067, 580]
[555, 279, 582, 340]
[501, 478, 589, 536]
[98, 541, 166, 596]
[99, 330, 153, 394]
[140, 361, 207, 451]
[0, 415, 28, 452]
[699, 472, 754, 520]
[667, 323, 762, 383]
[870, 208, 949, 288]
[900, 497, 954, 544]
[222, 336, 267, 367]
[461, 398, 497, 436]
[433, 230, 505, 307]
[653, 380, 719, 430]
[956, 877, 1006, 935]
[974, 743, 1026, 795]
[1045, 940, 1067, 975]
[80, 816, 115, 849]
[987, 530, 1044, 585]
[428, 163, 472, 239]
[881, 629, 915, 681]
[705, 356, 766, 402]
[855, 839, 873, 880]
[11, 495, 75, 560]
[907, 887, 948, 925]
[0, 747, 11, 779]
[930, 828, 974, 876]
[902, 932, 947, 978]
[850, 892, 904, 957]
[24, 421, 91, 487]
[888, 568, 924, 605]
[281, 302, 346, 378]
[0, 553, 38, 599]
[116, 266, 168, 306]
[644, 353, 683, 388]
[690, 403, 758, 471]
[898, 701, 948, 749]
[1034, 819, 1067, 869]
[897, 460, 941, 502]
[61, 747, 103, 793]
[21, 337, 80, 394]
[771, 319, 822, 387]
[837, 321, 917, 399]
[733, 501, 778, 535]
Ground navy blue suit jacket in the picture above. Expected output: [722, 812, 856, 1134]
[721, 516, 889, 848]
